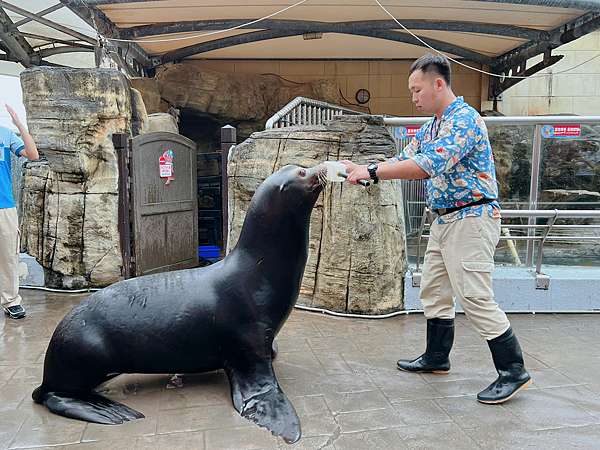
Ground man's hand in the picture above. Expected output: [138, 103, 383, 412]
[346, 165, 370, 185]
[340, 160, 358, 174]
[340, 160, 370, 186]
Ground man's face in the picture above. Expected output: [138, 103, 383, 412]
[408, 69, 441, 115]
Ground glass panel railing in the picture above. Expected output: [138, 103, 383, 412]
[534, 122, 600, 267]
[385, 116, 600, 268]
[488, 123, 535, 266]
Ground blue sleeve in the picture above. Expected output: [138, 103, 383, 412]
[410, 115, 480, 178]
[10, 131, 25, 157]
[10, 130, 25, 157]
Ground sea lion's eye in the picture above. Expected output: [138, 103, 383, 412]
[299, 169, 306, 177]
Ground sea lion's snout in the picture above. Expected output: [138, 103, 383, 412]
[308, 164, 327, 193]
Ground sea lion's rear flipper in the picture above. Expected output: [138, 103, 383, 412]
[43, 392, 144, 425]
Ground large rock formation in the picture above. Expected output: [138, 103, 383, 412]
[227, 115, 408, 314]
[130, 87, 148, 136]
[131, 64, 347, 148]
[20, 67, 131, 288]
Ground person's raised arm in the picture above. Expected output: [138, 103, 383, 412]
[6, 103, 38, 161]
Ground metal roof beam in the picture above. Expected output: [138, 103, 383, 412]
[160, 29, 302, 65]
[65, 0, 169, 5]
[158, 28, 495, 67]
[121, 19, 543, 41]
[61, 0, 600, 8]
[60, 0, 151, 69]
[18, 31, 95, 50]
[460, 0, 600, 12]
[496, 40, 559, 69]
[561, 12, 600, 43]
[495, 11, 600, 69]
[349, 29, 495, 66]
[487, 11, 600, 98]
[0, 6, 34, 67]
[8, 3, 64, 31]
[39, 45, 94, 58]
[489, 54, 563, 98]
[0, 0, 95, 45]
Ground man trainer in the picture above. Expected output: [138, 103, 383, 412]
[342, 53, 531, 404]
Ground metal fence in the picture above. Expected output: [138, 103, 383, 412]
[265, 97, 365, 129]
[386, 115, 600, 269]
[412, 208, 600, 289]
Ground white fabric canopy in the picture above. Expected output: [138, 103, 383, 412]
[0, 0, 597, 77]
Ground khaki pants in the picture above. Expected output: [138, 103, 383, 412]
[0, 207, 22, 308]
[420, 213, 510, 340]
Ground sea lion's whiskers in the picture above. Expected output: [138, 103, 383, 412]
[318, 171, 327, 185]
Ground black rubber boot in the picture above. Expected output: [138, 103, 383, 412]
[397, 318, 454, 374]
[477, 326, 532, 404]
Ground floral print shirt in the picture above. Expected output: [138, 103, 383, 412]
[391, 97, 501, 224]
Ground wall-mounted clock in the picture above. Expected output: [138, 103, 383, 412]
[356, 88, 370, 104]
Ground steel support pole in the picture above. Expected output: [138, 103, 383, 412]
[526, 124, 543, 267]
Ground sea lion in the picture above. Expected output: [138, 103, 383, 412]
[33, 164, 327, 444]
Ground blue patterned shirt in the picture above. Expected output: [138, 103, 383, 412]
[391, 97, 500, 224]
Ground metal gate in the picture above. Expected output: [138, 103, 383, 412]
[114, 132, 199, 278]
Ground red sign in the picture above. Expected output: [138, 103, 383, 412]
[159, 150, 175, 185]
[395, 126, 420, 139]
[542, 125, 581, 138]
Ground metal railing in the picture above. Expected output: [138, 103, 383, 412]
[413, 208, 600, 289]
[385, 115, 600, 267]
[265, 96, 366, 129]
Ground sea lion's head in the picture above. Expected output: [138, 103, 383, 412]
[238, 164, 326, 248]
[262, 164, 326, 201]
[245, 164, 327, 224]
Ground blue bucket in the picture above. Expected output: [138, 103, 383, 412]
[198, 245, 220, 258]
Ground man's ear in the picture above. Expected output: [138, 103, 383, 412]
[435, 77, 445, 92]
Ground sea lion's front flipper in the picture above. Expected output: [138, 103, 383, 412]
[43, 392, 144, 424]
[224, 328, 300, 443]
[226, 362, 300, 444]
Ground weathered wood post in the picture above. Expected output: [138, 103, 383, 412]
[113, 132, 132, 279]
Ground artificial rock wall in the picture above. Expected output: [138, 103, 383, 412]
[131, 63, 344, 147]
[227, 115, 408, 314]
[20, 67, 131, 288]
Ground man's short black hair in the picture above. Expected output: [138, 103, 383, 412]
[409, 53, 451, 87]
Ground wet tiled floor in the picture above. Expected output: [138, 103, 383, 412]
[1, 289, 600, 449]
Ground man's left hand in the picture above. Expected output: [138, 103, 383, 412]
[346, 164, 370, 186]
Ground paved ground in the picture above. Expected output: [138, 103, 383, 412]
[1, 289, 600, 450]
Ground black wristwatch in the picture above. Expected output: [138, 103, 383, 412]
[367, 163, 379, 184]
